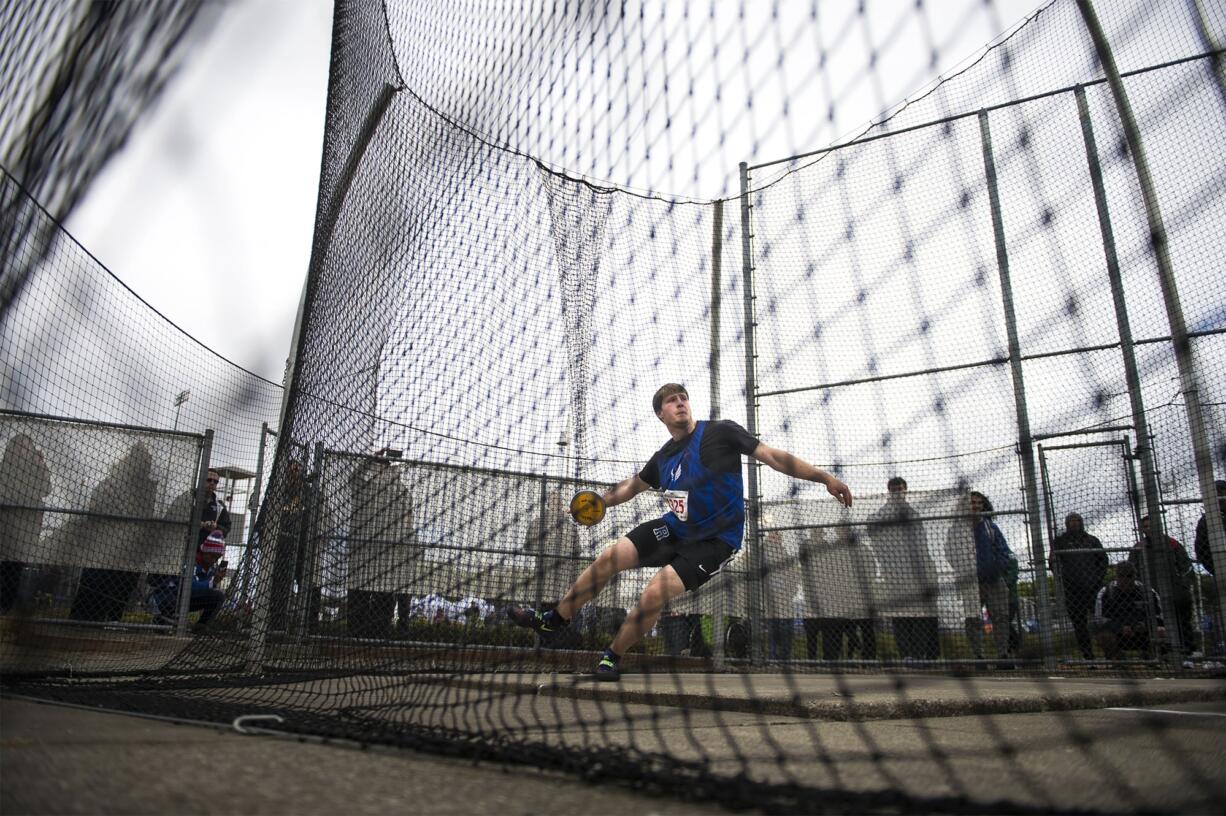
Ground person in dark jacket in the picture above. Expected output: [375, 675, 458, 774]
[1194, 480, 1226, 577]
[1094, 561, 1165, 659]
[1128, 515, 1194, 655]
[1049, 512, 1108, 659]
[198, 469, 232, 545]
[968, 491, 1012, 661]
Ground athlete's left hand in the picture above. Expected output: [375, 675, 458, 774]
[826, 477, 853, 507]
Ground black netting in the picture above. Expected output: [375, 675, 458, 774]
[4, 0, 1226, 812]
[0, 0, 219, 312]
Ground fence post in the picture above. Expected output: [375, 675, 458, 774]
[535, 478, 548, 634]
[977, 111, 1056, 668]
[710, 198, 726, 667]
[710, 199, 724, 420]
[176, 430, 213, 637]
[1077, 0, 1224, 662]
[246, 453, 287, 673]
[290, 442, 325, 641]
[739, 161, 765, 666]
[238, 423, 271, 608]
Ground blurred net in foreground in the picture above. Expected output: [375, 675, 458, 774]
[0, 0, 221, 312]
[4, 0, 1226, 812]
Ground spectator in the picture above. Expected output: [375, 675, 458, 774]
[1005, 550, 1024, 656]
[1094, 561, 1165, 659]
[1128, 515, 1194, 655]
[763, 525, 800, 661]
[267, 459, 306, 632]
[347, 451, 416, 639]
[801, 521, 878, 661]
[524, 490, 580, 612]
[868, 477, 939, 660]
[198, 469, 231, 545]
[1193, 480, 1226, 577]
[947, 494, 982, 658]
[1048, 512, 1108, 660]
[966, 491, 1012, 662]
[149, 529, 227, 632]
[1195, 481, 1226, 655]
[659, 595, 711, 658]
[147, 466, 233, 623]
[0, 433, 52, 614]
[70, 444, 157, 622]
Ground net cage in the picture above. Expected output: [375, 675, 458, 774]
[3, 0, 1226, 812]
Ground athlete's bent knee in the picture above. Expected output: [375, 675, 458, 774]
[597, 537, 638, 572]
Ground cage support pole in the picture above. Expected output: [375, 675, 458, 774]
[176, 430, 214, 637]
[740, 162, 765, 665]
[977, 111, 1055, 668]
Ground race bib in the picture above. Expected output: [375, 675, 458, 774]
[663, 489, 689, 521]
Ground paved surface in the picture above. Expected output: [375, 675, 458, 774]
[4, 672, 1226, 814]
[483, 671, 1226, 719]
[0, 698, 712, 816]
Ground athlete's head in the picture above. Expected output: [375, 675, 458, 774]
[653, 383, 691, 426]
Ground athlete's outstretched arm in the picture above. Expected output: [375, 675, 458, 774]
[751, 443, 853, 507]
[601, 474, 653, 508]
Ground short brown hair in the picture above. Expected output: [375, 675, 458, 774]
[652, 383, 688, 414]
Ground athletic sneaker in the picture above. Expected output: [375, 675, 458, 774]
[506, 605, 566, 634]
[594, 649, 621, 681]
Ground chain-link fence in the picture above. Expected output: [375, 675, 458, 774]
[745, 26, 1226, 666]
[0, 409, 212, 666]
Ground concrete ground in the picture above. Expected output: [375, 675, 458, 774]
[0, 698, 712, 816]
[4, 672, 1226, 814]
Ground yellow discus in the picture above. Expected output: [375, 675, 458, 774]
[569, 490, 607, 527]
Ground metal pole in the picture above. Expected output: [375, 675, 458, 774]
[739, 161, 765, 665]
[291, 442, 325, 640]
[1073, 84, 1183, 657]
[1189, 0, 1226, 111]
[1077, 0, 1225, 660]
[246, 445, 294, 673]
[710, 199, 724, 420]
[708, 199, 727, 666]
[176, 430, 213, 637]
[977, 111, 1056, 668]
[277, 81, 398, 446]
[535, 478, 548, 620]
[238, 423, 271, 607]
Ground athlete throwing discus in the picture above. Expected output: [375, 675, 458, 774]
[508, 382, 853, 680]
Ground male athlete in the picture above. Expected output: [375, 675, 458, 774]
[508, 383, 853, 680]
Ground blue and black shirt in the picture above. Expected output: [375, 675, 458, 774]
[638, 419, 759, 550]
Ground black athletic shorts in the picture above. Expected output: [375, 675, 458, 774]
[625, 518, 738, 591]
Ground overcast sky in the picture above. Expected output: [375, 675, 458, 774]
[61, 0, 1049, 386]
[65, 0, 333, 383]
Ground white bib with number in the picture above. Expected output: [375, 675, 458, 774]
[663, 489, 689, 521]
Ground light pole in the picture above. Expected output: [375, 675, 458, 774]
[172, 390, 191, 432]
[163, 390, 191, 507]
